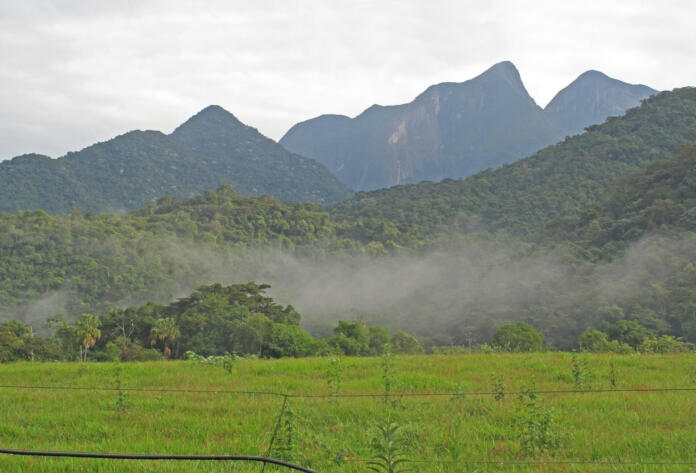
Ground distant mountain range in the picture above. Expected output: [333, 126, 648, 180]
[281, 61, 657, 191]
[329, 87, 696, 237]
[0, 106, 351, 214]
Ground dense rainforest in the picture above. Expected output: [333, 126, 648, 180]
[0, 106, 351, 213]
[329, 88, 696, 237]
[2, 282, 687, 363]
[0, 282, 427, 362]
[1, 89, 696, 354]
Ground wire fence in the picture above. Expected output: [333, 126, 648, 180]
[1, 383, 695, 397]
[1, 383, 695, 471]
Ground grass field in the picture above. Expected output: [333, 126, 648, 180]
[0, 353, 695, 472]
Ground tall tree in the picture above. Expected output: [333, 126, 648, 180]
[76, 314, 101, 362]
[149, 317, 180, 358]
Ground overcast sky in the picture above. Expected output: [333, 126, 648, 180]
[1, 0, 695, 159]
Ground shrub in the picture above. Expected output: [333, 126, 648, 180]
[491, 322, 544, 352]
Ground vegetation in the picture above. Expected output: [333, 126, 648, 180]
[2, 91, 696, 353]
[0, 185, 409, 326]
[0, 105, 351, 214]
[0, 354, 694, 472]
[329, 88, 696, 237]
[0, 283, 429, 362]
[490, 322, 544, 352]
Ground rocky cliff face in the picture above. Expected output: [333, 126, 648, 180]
[281, 63, 658, 192]
[282, 61, 560, 191]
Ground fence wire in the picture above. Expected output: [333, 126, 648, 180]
[1, 383, 695, 471]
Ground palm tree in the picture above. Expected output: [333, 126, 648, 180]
[76, 314, 101, 362]
[150, 317, 180, 358]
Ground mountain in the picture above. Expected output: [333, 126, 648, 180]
[545, 70, 657, 137]
[0, 106, 351, 214]
[3, 93, 696, 348]
[281, 61, 561, 191]
[329, 88, 696, 237]
[281, 63, 659, 192]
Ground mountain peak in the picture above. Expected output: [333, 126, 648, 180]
[577, 69, 609, 80]
[480, 61, 522, 82]
[170, 105, 249, 142]
[473, 60, 529, 97]
[486, 60, 519, 75]
[186, 105, 243, 125]
[545, 70, 658, 136]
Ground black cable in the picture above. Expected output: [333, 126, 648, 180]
[0, 448, 320, 473]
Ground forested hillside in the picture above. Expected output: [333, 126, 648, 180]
[0, 185, 415, 327]
[2, 92, 696, 351]
[544, 144, 696, 257]
[329, 88, 696, 237]
[0, 106, 351, 214]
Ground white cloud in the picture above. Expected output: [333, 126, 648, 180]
[0, 0, 694, 158]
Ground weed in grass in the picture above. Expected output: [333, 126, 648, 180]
[185, 350, 237, 375]
[444, 416, 467, 473]
[492, 374, 505, 401]
[272, 401, 297, 461]
[326, 357, 342, 398]
[367, 420, 413, 473]
[381, 344, 404, 409]
[608, 359, 619, 388]
[111, 364, 130, 413]
[1, 355, 695, 472]
[450, 383, 466, 403]
[516, 381, 565, 457]
[222, 353, 236, 375]
[571, 351, 595, 390]
[382, 344, 394, 401]
[571, 352, 584, 390]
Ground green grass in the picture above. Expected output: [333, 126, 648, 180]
[0, 353, 695, 472]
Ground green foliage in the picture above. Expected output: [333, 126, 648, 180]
[3, 92, 696, 356]
[608, 360, 619, 388]
[605, 320, 653, 348]
[0, 106, 351, 214]
[330, 88, 696, 237]
[516, 383, 565, 457]
[0, 322, 29, 362]
[578, 329, 633, 353]
[390, 331, 424, 355]
[637, 335, 693, 354]
[491, 322, 544, 352]
[381, 344, 395, 401]
[0, 186, 416, 327]
[326, 357, 342, 397]
[149, 317, 180, 358]
[328, 321, 404, 356]
[111, 364, 131, 413]
[491, 374, 506, 402]
[184, 351, 237, 373]
[0, 353, 695, 472]
[76, 313, 101, 362]
[367, 421, 413, 473]
[547, 143, 696, 259]
[571, 352, 590, 390]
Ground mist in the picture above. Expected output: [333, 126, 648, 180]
[11, 231, 695, 348]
